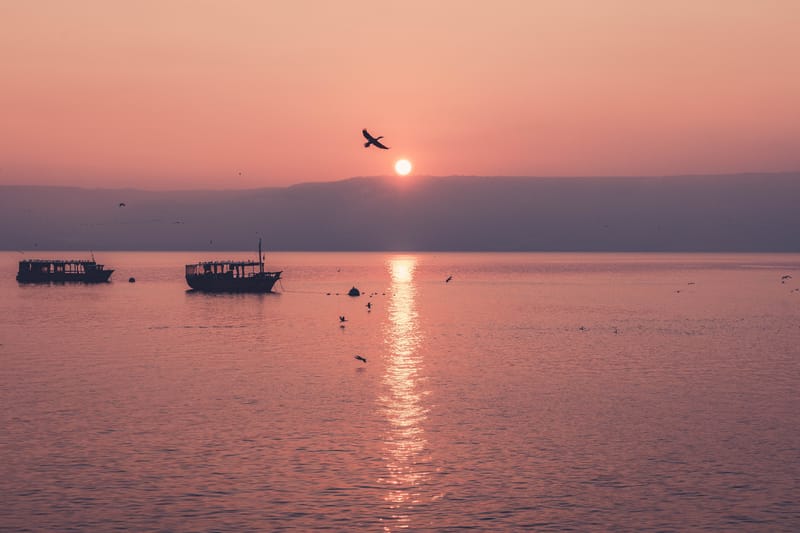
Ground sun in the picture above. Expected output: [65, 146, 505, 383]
[394, 159, 412, 176]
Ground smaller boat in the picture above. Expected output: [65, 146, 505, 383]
[185, 239, 282, 293]
[17, 257, 114, 283]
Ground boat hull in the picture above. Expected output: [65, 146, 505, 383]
[185, 272, 281, 293]
[16, 270, 114, 283]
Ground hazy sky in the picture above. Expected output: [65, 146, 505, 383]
[2, 1, 799, 189]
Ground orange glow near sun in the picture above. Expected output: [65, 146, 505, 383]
[394, 159, 412, 176]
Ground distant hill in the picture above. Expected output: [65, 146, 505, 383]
[1, 174, 798, 251]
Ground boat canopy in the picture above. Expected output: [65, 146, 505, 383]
[18, 259, 104, 274]
[185, 260, 263, 277]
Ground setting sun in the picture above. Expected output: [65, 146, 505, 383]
[394, 159, 412, 176]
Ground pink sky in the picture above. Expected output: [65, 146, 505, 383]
[1, 1, 799, 189]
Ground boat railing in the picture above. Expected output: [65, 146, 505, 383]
[186, 261, 268, 278]
[18, 260, 102, 275]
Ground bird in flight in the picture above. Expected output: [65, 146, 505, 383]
[362, 129, 389, 149]
[445, 275, 453, 283]
[118, 202, 126, 208]
[354, 355, 367, 363]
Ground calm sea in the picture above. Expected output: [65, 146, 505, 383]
[2, 252, 799, 531]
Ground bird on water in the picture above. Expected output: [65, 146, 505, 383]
[362, 129, 389, 149]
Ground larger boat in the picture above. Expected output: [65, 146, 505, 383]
[17, 258, 114, 283]
[185, 239, 282, 293]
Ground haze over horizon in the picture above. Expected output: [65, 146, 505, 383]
[2, 173, 798, 252]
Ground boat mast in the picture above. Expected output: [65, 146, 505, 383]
[258, 238, 264, 274]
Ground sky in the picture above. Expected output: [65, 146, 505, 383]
[1, 1, 799, 190]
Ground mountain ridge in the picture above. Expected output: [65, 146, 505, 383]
[1, 173, 798, 252]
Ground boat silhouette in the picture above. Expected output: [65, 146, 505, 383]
[185, 238, 282, 293]
[17, 257, 114, 283]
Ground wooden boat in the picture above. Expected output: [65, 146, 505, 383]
[16, 258, 114, 283]
[185, 239, 282, 293]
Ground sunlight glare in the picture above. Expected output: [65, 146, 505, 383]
[394, 159, 412, 176]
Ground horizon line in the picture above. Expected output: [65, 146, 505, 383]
[1, 170, 798, 193]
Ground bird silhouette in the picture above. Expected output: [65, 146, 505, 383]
[354, 355, 367, 363]
[362, 129, 389, 149]
[445, 275, 453, 283]
[118, 202, 126, 207]
[339, 315, 347, 322]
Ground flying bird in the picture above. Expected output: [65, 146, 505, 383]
[362, 129, 389, 149]
[118, 202, 126, 208]
[445, 275, 453, 283]
[354, 355, 367, 363]
[339, 315, 347, 322]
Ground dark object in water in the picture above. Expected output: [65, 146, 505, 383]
[354, 355, 367, 363]
[185, 238, 281, 293]
[348, 286, 361, 297]
[128, 277, 136, 283]
[17, 258, 113, 283]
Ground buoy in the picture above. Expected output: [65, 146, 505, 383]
[348, 286, 361, 297]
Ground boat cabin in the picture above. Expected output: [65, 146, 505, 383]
[18, 259, 105, 276]
[16, 258, 113, 283]
[185, 260, 263, 279]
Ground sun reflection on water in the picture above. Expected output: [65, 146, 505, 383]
[379, 256, 429, 530]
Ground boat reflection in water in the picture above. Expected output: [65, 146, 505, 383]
[379, 256, 430, 530]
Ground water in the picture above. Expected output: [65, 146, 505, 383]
[2, 252, 799, 531]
